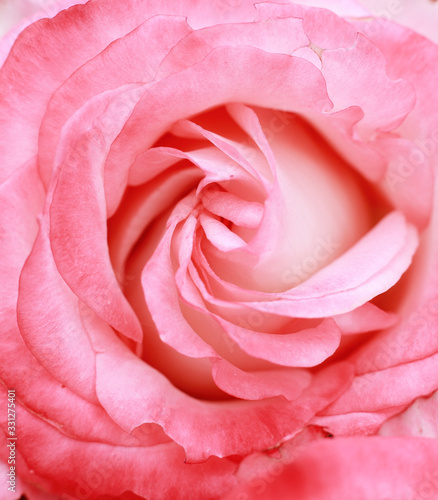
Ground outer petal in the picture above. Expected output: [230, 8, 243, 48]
[17, 221, 98, 403]
[49, 87, 145, 342]
[0, 388, 237, 500]
[224, 436, 438, 499]
[356, 0, 438, 44]
[106, 45, 333, 180]
[38, 14, 192, 198]
[322, 351, 438, 415]
[0, 158, 44, 314]
[0, 0, 89, 65]
[353, 18, 438, 228]
[92, 322, 354, 462]
[0, 0, 260, 181]
[266, 0, 368, 17]
[349, 174, 438, 372]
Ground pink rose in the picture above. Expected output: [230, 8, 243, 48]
[1, 1, 438, 499]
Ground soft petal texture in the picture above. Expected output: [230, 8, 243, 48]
[332, 303, 398, 335]
[358, 0, 438, 44]
[0, 159, 44, 313]
[379, 391, 438, 438]
[211, 359, 312, 401]
[142, 218, 217, 359]
[0, 0, 89, 64]
[93, 324, 354, 461]
[17, 221, 98, 403]
[49, 87, 145, 342]
[0, 387, 237, 500]
[225, 436, 438, 499]
[280, 0, 368, 17]
[212, 317, 342, 368]
[322, 351, 438, 415]
[201, 211, 418, 318]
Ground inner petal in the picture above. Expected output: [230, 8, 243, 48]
[206, 107, 373, 292]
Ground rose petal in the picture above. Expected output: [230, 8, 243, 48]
[93, 327, 353, 461]
[333, 302, 398, 335]
[17, 222, 98, 403]
[156, 16, 309, 80]
[141, 216, 217, 359]
[49, 87, 145, 342]
[38, 14, 192, 206]
[350, 180, 438, 371]
[213, 317, 342, 368]
[241, 211, 419, 317]
[225, 436, 438, 499]
[255, 2, 358, 49]
[312, 407, 406, 437]
[357, 0, 438, 44]
[321, 34, 415, 137]
[379, 391, 438, 439]
[211, 359, 312, 401]
[108, 166, 201, 279]
[323, 350, 438, 414]
[0, 388, 237, 500]
[106, 45, 333, 181]
[269, 0, 368, 17]
[201, 186, 264, 229]
[200, 213, 247, 252]
[0, 158, 43, 312]
[0, 0, 153, 182]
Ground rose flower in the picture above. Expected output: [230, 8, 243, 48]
[1, 1, 438, 499]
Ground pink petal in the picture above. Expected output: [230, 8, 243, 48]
[240, 211, 418, 317]
[312, 407, 406, 437]
[49, 88, 144, 342]
[0, 388, 237, 500]
[94, 332, 353, 461]
[323, 351, 438, 415]
[17, 223, 98, 403]
[176, 242, 342, 368]
[225, 436, 438, 499]
[156, 16, 309, 79]
[357, 0, 438, 44]
[1, 320, 141, 449]
[106, 45, 332, 180]
[201, 186, 264, 229]
[379, 391, 438, 439]
[0, 0, 258, 182]
[350, 180, 438, 371]
[321, 34, 415, 137]
[0, 0, 89, 66]
[108, 166, 201, 279]
[141, 214, 217, 359]
[0, 159, 43, 312]
[353, 20, 438, 228]
[377, 135, 434, 228]
[255, 2, 358, 49]
[130, 145, 264, 197]
[0, 0, 153, 182]
[211, 359, 312, 401]
[213, 316, 342, 368]
[38, 14, 192, 204]
[200, 213, 247, 252]
[267, 0, 368, 17]
[333, 302, 398, 335]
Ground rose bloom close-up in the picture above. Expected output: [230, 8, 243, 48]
[1, 0, 438, 499]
